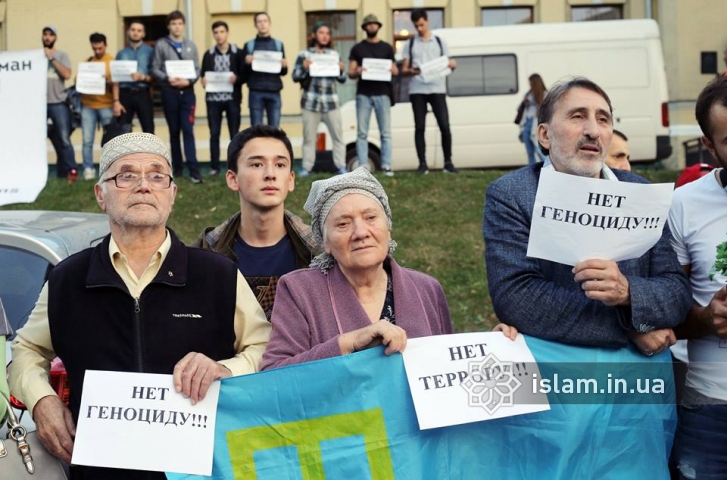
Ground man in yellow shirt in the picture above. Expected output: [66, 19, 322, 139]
[80, 33, 117, 180]
[10, 133, 270, 479]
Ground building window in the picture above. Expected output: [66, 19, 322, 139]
[392, 9, 444, 58]
[571, 5, 623, 22]
[305, 11, 357, 104]
[447, 55, 518, 97]
[481, 7, 533, 27]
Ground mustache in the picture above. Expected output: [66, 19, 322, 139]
[576, 138, 601, 152]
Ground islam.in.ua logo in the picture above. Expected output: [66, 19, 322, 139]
[460, 353, 522, 414]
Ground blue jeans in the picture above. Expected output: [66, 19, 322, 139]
[672, 386, 727, 479]
[161, 87, 198, 175]
[522, 116, 546, 165]
[356, 94, 391, 170]
[249, 91, 282, 127]
[207, 99, 241, 170]
[81, 106, 113, 170]
[47, 102, 78, 177]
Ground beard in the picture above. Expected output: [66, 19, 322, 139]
[365, 29, 378, 39]
[43, 39, 55, 49]
[550, 136, 605, 178]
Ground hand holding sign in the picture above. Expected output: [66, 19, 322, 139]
[338, 320, 407, 355]
[573, 259, 630, 306]
[173, 352, 232, 405]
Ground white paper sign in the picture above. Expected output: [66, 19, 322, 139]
[402, 332, 549, 430]
[73, 371, 220, 476]
[527, 168, 674, 266]
[361, 58, 392, 82]
[0, 49, 47, 205]
[309, 52, 340, 77]
[110, 60, 137, 82]
[165, 60, 197, 80]
[204, 71, 234, 93]
[419, 55, 452, 83]
[252, 50, 283, 74]
[76, 62, 106, 95]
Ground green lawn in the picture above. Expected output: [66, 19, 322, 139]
[1, 167, 680, 332]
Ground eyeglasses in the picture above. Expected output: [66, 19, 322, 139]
[102, 172, 174, 190]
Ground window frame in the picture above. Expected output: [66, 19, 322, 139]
[570, 5, 624, 22]
[480, 7, 534, 27]
[446, 54, 519, 98]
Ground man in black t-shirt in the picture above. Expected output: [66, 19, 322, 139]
[348, 14, 398, 176]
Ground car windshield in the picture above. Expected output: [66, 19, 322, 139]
[0, 246, 51, 337]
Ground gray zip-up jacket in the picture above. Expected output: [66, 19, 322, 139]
[151, 36, 200, 87]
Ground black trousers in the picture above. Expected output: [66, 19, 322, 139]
[119, 87, 155, 134]
[410, 93, 452, 165]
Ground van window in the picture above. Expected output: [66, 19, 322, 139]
[447, 55, 517, 97]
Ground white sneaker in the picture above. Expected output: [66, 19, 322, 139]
[83, 167, 96, 180]
[383, 167, 394, 177]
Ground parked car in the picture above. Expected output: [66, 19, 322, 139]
[1, 211, 109, 432]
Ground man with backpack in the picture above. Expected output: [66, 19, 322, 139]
[242, 12, 287, 127]
[201, 20, 244, 176]
[43, 25, 79, 181]
[402, 8, 459, 174]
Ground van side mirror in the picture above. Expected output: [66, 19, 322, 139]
[701, 51, 718, 75]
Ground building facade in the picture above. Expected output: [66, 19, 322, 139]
[0, 0, 722, 167]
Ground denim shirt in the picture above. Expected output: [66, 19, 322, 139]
[483, 163, 691, 348]
[116, 43, 154, 89]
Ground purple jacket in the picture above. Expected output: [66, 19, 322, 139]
[261, 257, 453, 369]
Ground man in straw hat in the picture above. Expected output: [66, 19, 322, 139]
[348, 14, 398, 176]
[10, 132, 270, 479]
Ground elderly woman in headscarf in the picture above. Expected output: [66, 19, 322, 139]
[261, 168, 454, 369]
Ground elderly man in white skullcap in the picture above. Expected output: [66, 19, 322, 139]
[10, 133, 270, 479]
[261, 167, 454, 370]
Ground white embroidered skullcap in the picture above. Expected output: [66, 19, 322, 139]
[98, 133, 172, 177]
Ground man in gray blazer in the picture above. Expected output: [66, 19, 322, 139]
[483, 77, 690, 352]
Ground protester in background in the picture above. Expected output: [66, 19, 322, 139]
[669, 76, 727, 479]
[242, 12, 287, 127]
[348, 14, 397, 176]
[151, 10, 203, 183]
[292, 21, 347, 177]
[201, 20, 243, 176]
[80, 33, 115, 180]
[9, 133, 270, 479]
[115, 21, 155, 134]
[517, 73, 547, 165]
[402, 8, 458, 174]
[43, 25, 78, 181]
[605, 129, 631, 172]
[193, 125, 320, 320]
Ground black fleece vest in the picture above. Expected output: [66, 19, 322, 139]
[48, 232, 237, 425]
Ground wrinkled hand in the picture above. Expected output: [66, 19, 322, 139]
[33, 395, 75, 464]
[573, 259, 630, 306]
[628, 328, 676, 356]
[704, 286, 727, 337]
[173, 352, 231, 405]
[492, 323, 518, 341]
[338, 321, 407, 356]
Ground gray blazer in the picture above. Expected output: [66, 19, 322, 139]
[483, 163, 691, 348]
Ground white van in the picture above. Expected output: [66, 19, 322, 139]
[334, 19, 671, 172]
